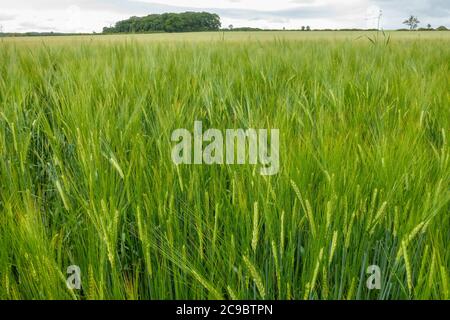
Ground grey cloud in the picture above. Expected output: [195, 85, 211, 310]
[18, 21, 57, 31]
[1, 0, 347, 19]
[0, 13, 16, 21]
[46, 1, 347, 25]
[96, 0, 450, 27]
[374, 0, 450, 17]
[211, 7, 331, 20]
[372, 0, 449, 28]
[289, 0, 317, 4]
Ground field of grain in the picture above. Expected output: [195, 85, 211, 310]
[0, 31, 449, 300]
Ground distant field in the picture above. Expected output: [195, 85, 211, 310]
[2, 30, 450, 44]
[0, 31, 449, 300]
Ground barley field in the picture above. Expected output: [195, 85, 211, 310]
[0, 31, 449, 300]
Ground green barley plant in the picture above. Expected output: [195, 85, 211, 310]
[0, 31, 449, 300]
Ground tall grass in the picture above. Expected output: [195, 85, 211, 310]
[0, 33, 449, 300]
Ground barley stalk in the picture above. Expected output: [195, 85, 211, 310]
[347, 277, 357, 300]
[55, 180, 70, 211]
[251, 202, 259, 252]
[322, 266, 329, 299]
[440, 265, 448, 299]
[280, 210, 285, 258]
[227, 286, 238, 300]
[402, 240, 413, 294]
[305, 200, 317, 238]
[310, 248, 324, 297]
[271, 241, 282, 298]
[191, 269, 224, 300]
[329, 231, 338, 266]
[109, 156, 124, 179]
[243, 255, 266, 299]
[325, 200, 332, 231]
[427, 250, 436, 291]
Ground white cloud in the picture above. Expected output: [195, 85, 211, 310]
[136, 0, 302, 11]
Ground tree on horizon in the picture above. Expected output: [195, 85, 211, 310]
[403, 15, 420, 30]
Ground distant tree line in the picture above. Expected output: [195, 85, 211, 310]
[225, 26, 313, 31]
[0, 32, 93, 37]
[221, 26, 448, 32]
[401, 15, 448, 31]
[103, 12, 221, 33]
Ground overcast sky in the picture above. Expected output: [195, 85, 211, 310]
[0, 0, 448, 33]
